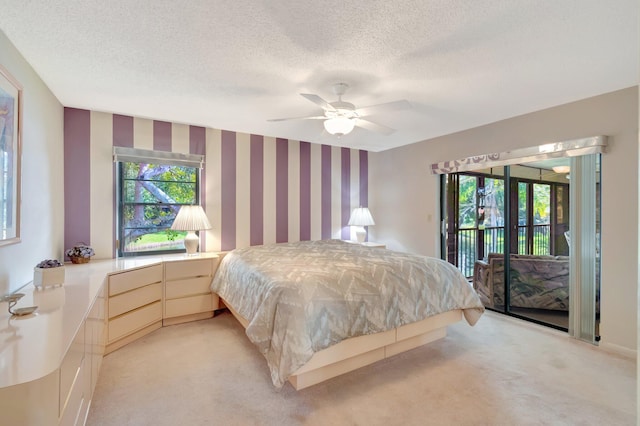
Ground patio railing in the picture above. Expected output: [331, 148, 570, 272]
[457, 224, 550, 277]
[517, 224, 551, 256]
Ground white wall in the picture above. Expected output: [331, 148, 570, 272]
[0, 31, 64, 294]
[370, 87, 638, 354]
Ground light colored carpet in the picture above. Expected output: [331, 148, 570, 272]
[87, 311, 635, 426]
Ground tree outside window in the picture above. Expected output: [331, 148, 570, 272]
[118, 162, 198, 255]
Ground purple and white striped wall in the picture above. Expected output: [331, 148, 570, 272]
[64, 108, 369, 256]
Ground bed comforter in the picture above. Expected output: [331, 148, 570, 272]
[210, 239, 484, 387]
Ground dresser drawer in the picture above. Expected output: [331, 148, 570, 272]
[165, 276, 213, 299]
[165, 258, 212, 281]
[58, 358, 86, 426]
[108, 301, 162, 343]
[109, 282, 162, 319]
[109, 264, 163, 296]
[60, 322, 85, 415]
[165, 294, 217, 318]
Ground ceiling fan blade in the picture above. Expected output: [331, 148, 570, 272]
[356, 100, 411, 117]
[300, 93, 336, 111]
[268, 115, 326, 122]
[356, 118, 396, 135]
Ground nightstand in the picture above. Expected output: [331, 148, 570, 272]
[344, 240, 386, 249]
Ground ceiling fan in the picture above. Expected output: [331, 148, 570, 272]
[268, 83, 411, 136]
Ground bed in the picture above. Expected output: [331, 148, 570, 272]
[210, 239, 484, 389]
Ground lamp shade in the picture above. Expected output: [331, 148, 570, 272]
[552, 165, 570, 174]
[348, 207, 375, 227]
[170, 205, 212, 231]
[324, 117, 355, 136]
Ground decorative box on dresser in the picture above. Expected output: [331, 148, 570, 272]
[163, 254, 220, 326]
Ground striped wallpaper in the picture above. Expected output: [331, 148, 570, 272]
[63, 108, 369, 257]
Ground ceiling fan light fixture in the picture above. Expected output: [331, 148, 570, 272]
[324, 116, 355, 136]
[270, 83, 406, 136]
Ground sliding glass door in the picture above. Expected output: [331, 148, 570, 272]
[443, 170, 505, 279]
[441, 155, 600, 339]
[506, 159, 571, 329]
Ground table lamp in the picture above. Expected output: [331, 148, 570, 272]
[348, 207, 375, 243]
[170, 205, 212, 255]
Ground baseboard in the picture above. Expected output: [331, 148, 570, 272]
[163, 311, 213, 326]
[105, 321, 162, 355]
[598, 341, 637, 359]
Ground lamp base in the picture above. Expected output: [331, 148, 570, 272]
[183, 231, 200, 255]
[353, 226, 366, 243]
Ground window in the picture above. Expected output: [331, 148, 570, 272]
[114, 148, 203, 256]
[445, 169, 561, 276]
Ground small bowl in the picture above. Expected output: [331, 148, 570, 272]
[1, 293, 25, 303]
[12, 306, 38, 316]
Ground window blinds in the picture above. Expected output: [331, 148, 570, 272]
[113, 147, 204, 168]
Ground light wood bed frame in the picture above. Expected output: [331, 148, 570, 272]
[221, 298, 463, 390]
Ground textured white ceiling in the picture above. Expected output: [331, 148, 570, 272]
[0, 1, 637, 152]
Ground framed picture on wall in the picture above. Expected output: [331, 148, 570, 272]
[0, 64, 22, 247]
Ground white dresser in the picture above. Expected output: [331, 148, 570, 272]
[164, 256, 220, 326]
[0, 252, 220, 425]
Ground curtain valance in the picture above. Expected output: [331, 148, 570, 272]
[430, 136, 607, 175]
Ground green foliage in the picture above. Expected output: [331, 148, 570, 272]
[533, 184, 550, 224]
[518, 182, 527, 225]
[483, 178, 504, 227]
[458, 175, 477, 228]
[165, 229, 180, 241]
[124, 231, 188, 252]
[458, 176, 504, 229]
[134, 231, 187, 244]
[453, 171, 555, 275]
[123, 163, 196, 205]
[123, 162, 196, 182]
[120, 161, 198, 253]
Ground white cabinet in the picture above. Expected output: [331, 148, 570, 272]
[106, 264, 163, 354]
[0, 280, 107, 426]
[61, 283, 107, 426]
[104, 254, 220, 348]
[86, 283, 106, 411]
[58, 321, 86, 426]
[163, 256, 220, 326]
[0, 253, 221, 425]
